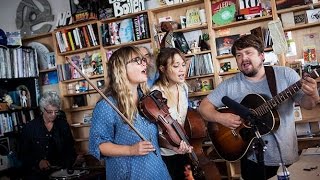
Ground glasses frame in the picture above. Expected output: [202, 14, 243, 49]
[126, 57, 147, 65]
[44, 108, 60, 115]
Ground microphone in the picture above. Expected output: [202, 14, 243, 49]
[222, 96, 267, 150]
[221, 96, 252, 119]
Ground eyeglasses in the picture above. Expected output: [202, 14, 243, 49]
[44, 108, 59, 115]
[126, 57, 147, 65]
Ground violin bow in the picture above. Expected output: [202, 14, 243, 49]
[66, 58, 148, 142]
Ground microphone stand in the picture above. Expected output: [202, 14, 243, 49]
[247, 115, 267, 180]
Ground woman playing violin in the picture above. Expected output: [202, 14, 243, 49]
[151, 47, 193, 179]
[88, 46, 171, 180]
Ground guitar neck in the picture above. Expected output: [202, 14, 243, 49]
[255, 68, 320, 117]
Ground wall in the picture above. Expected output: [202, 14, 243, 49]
[0, 0, 72, 33]
[0, 0, 159, 34]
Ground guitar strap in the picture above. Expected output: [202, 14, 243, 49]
[264, 66, 277, 96]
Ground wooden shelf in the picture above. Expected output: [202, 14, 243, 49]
[39, 68, 57, 73]
[297, 136, 320, 141]
[295, 117, 320, 124]
[150, 0, 204, 13]
[218, 71, 240, 76]
[189, 90, 212, 97]
[186, 73, 214, 80]
[55, 20, 98, 31]
[216, 54, 233, 59]
[213, 15, 273, 30]
[100, 10, 148, 23]
[276, 3, 320, 14]
[22, 32, 52, 41]
[64, 90, 97, 97]
[103, 39, 151, 50]
[74, 138, 89, 142]
[284, 22, 320, 32]
[58, 45, 101, 56]
[61, 74, 104, 83]
[65, 106, 95, 112]
[185, 50, 211, 57]
[71, 123, 91, 128]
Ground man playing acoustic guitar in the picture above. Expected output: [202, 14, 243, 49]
[199, 34, 319, 180]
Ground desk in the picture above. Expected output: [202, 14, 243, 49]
[269, 150, 320, 180]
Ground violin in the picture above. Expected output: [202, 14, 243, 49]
[139, 90, 205, 179]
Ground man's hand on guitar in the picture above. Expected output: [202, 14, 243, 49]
[218, 113, 242, 129]
[301, 76, 319, 99]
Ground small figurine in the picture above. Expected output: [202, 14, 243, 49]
[0, 89, 19, 110]
[20, 89, 28, 108]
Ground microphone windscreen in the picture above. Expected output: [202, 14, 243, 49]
[221, 96, 251, 119]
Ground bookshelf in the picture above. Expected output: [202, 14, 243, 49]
[25, 0, 320, 178]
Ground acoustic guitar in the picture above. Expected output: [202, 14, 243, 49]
[207, 68, 320, 161]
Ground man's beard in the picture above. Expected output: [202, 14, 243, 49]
[241, 61, 263, 77]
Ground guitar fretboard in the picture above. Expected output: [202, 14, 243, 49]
[254, 68, 320, 116]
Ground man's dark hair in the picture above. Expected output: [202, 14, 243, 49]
[231, 34, 264, 56]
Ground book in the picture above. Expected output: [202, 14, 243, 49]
[44, 52, 56, 70]
[173, 32, 190, 54]
[108, 22, 120, 45]
[215, 34, 240, 56]
[276, 0, 305, 10]
[6, 31, 22, 46]
[238, 0, 262, 19]
[69, 0, 98, 22]
[212, 0, 237, 26]
[186, 8, 202, 27]
[220, 62, 231, 72]
[294, 11, 306, 25]
[293, 106, 302, 121]
[83, 113, 92, 124]
[201, 78, 213, 91]
[280, 12, 295, 28]
[250, 27, 264, 46]
[78, 80, 88, 92]
[119, 18, 135, 43]
[303, 46, 317, 64]
[41, 71, 58, 85]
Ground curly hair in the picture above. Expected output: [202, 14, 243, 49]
[39, 91, 61, 112]
[231, 34, 264, 57]
[105, 46, 149, 123]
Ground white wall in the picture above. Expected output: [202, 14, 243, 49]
[0, 0, 160, 34]
[0, 0, 70, 33]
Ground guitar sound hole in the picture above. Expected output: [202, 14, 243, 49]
[239, 128, 255, 141]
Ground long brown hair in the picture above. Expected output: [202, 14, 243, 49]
[155, 47, 187, 104]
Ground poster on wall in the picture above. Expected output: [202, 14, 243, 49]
[106, 0, 146, 17]
[69, 0, 99, 22]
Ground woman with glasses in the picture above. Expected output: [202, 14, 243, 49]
[20, 91, 77, 180]
[89, 46, 171, 179]
[151, 47, 193, 180]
